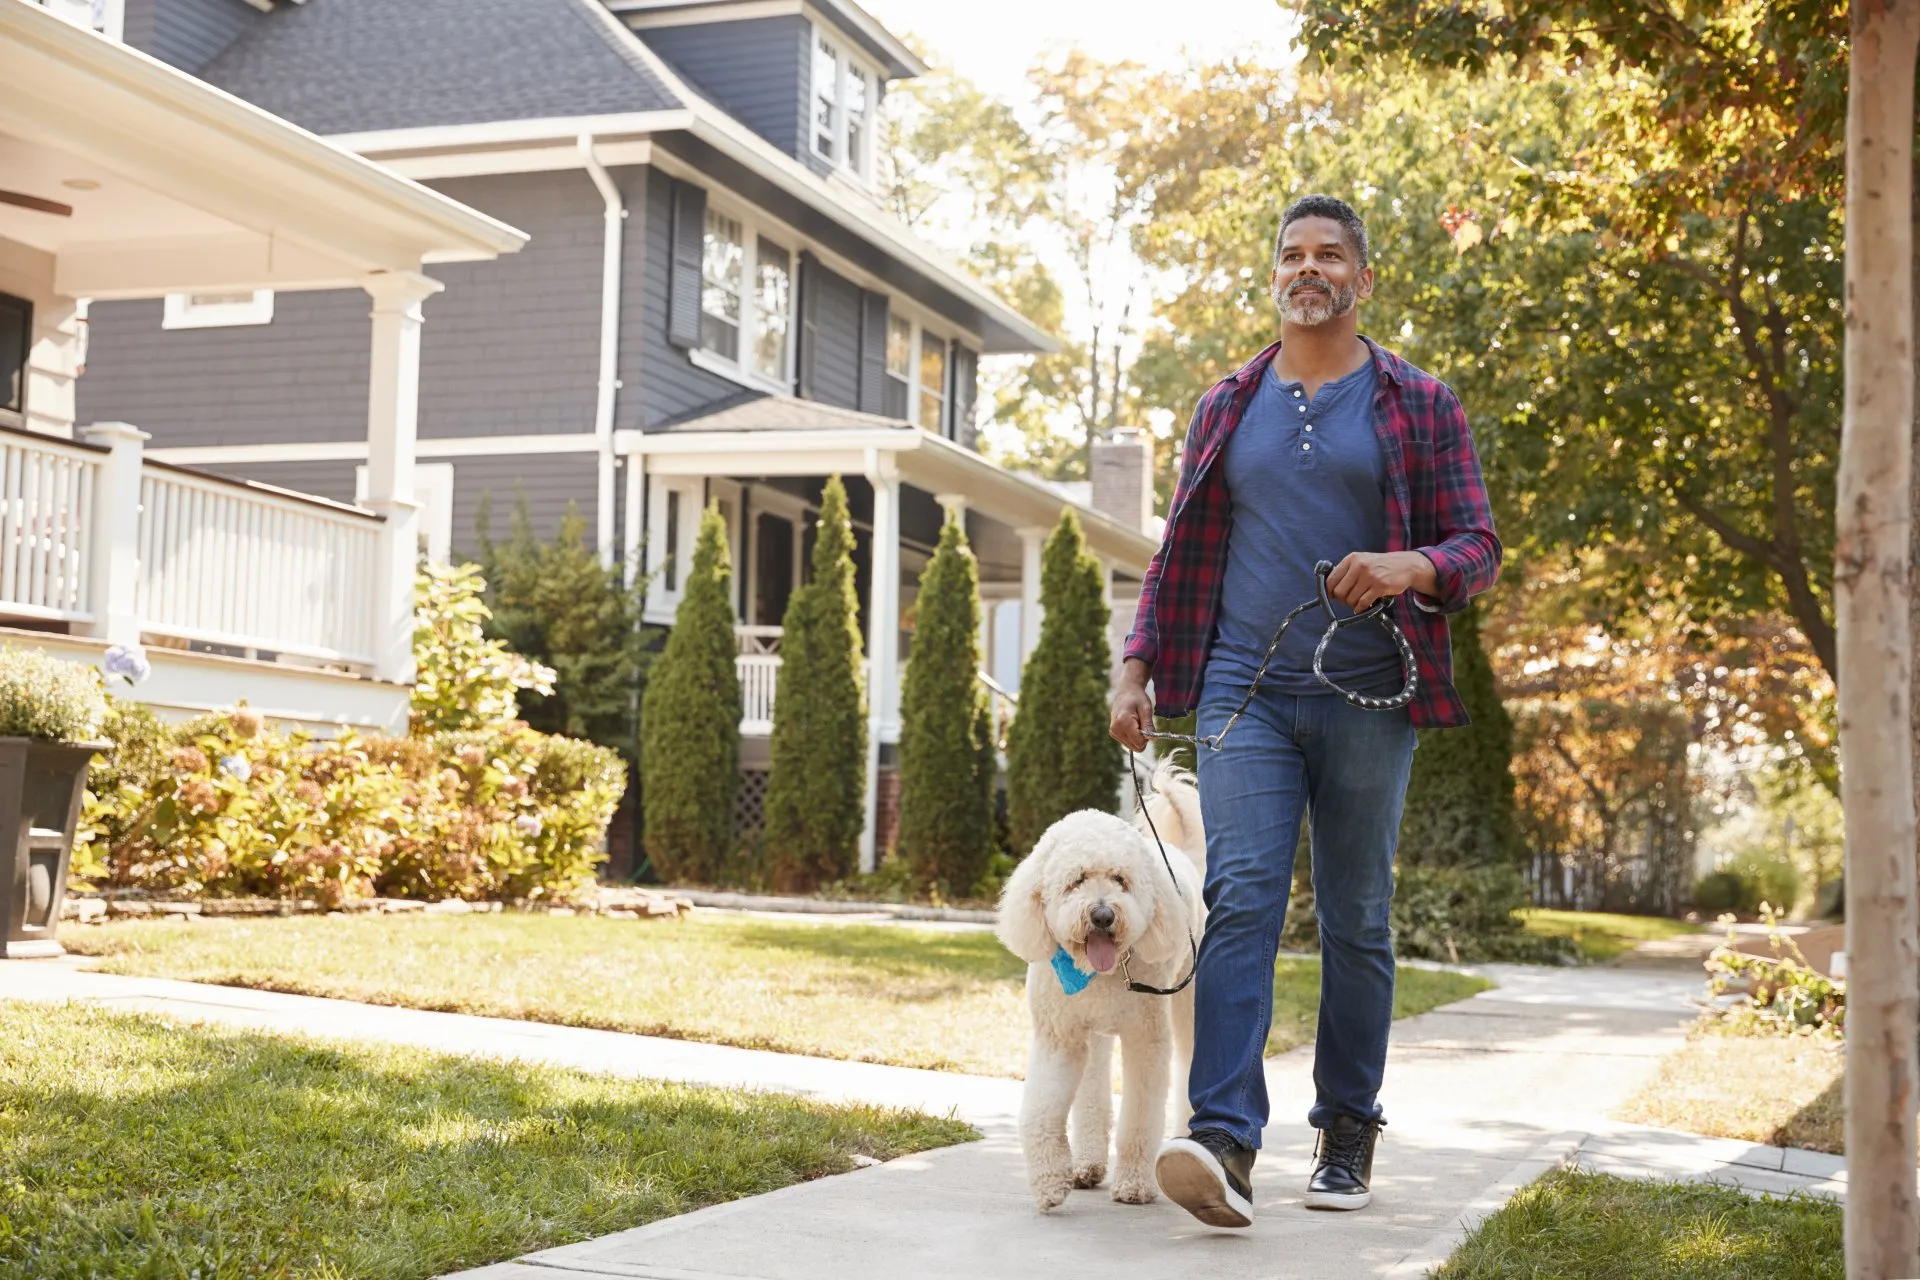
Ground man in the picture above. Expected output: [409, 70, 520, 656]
[1110, 194, 1501, 1226]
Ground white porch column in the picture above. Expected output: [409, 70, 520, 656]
[1017, 525, 1047, 666]
[77, 421, 147, 647]
[934, 492, 967, 526]
[361, 271, 441, 685]
[860, 457, 902, 872]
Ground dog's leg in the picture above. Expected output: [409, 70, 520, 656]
[1171, 985, 1196, 1134]
[1112, 1014, 1171, 1204]
[1070, 1034, 1114, 1188]
[1021, 1034, 1089, 1211]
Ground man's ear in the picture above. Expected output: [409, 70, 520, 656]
[1355, 264, 1376, 302]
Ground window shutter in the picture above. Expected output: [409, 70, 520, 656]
[951, 343, 979, 448]
[857, 289, 888, 414]
[667, 180, 706, 349]
[797, 253, 820, 399]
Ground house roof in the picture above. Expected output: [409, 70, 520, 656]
[197, 0, 682, 136]
[607, 0, 929, 80]
[656, 390, 908, 433]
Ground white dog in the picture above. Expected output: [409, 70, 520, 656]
[995, 763, 1207, 1210]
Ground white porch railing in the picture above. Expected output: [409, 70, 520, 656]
[138, 465, 382, 666]
[0, 430, 99, 624]
[1, 424, 386, 671]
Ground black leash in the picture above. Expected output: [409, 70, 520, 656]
[1143, 559, 1418, 754]
[1121, 748, 1198, 997]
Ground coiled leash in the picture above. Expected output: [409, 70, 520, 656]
[1117, 559, 1420, 998]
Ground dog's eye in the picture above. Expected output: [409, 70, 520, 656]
[1113, 875, 1130, 892]
[1067, 874, 1088, 891]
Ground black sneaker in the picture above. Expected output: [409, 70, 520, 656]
[1155, 1128, 1255, 1228]
[1306, 1115, 1383, 1210]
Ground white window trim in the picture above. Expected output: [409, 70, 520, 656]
[695, 199, 797, 395]
[885, 297, 955, 436]
[645, 473, 710, 625]
[809, 21, 879, 185]
[355, 462, 453, 564]
[162, 289, 275, 330]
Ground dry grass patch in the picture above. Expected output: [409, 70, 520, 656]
[1616, 1030, 1843, 1154]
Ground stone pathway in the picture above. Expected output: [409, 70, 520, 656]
[3, 956, 1846, 1278]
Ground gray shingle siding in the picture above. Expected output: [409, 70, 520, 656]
[77, 293, 372, 448]
[450, 454, 604, 557]
[196, 0, 680, 136]
[639, 17, 808, 158]
[123, 0, 259, 73]
[198, 460, 358, 507]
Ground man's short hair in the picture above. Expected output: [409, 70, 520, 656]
[1276, 195, 1370, 269]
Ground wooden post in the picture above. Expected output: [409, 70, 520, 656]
[361, 271, 440, 687]
[1841, 5, 1920, 1277]
[859, 457, 901, 873]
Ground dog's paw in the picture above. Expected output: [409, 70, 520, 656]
[1032, 1177, 1073, 1211]
[1111, 1176, 1158, 1205]
[1072, 1162, 1107, 1189]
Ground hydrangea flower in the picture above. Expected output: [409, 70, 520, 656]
[515, 813, 543, 837]
[103, 644, 151, 685]
[219, 754, 252, 782]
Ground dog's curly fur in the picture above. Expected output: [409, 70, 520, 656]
[995, 762, 1206, 1211]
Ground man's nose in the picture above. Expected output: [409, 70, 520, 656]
[1091, 903, 1116, 931]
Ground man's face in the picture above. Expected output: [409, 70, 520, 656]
[1270, 215, 1374, 327]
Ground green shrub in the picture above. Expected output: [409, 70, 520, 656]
[1704, 906, 1844, 1039]
[0, 644, 107, 742]
[1694, 870, 1760, 915]
[71, 700, 181, 888]
[898, 514, 994, 894]
[639, 505, 740, 884]
[1390, 864, 1576, 964]
[1005, 509, 1119, 854]
[411, 563, 555, 735]
[765, 476, 868, 891]
[1399, 601, 1522, 867]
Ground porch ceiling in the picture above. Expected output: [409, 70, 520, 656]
[0, 0, 527, 298]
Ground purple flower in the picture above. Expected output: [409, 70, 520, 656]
[103, 644, 150, 685]
[515, 813, 543, 837]
[219, 754, 252, 782]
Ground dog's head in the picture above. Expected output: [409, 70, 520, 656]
[995, 809, 1190, 976]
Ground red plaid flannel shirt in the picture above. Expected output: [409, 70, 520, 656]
[1126, 337, 1502, 730]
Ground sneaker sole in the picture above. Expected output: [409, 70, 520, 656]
[1155, 1141, 1253, 1228]
[1304, 1187, 1372, 1211]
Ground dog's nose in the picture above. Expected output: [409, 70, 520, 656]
[1090, 903, 1115, 931]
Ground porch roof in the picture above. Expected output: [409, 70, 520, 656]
[618, 398, 1160, 574]
[0, 0, 528, 299]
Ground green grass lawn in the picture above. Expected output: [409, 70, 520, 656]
[1518, 909, 1701, 963]
[1617, 1030, 1845, 1154]
[0, 1003, 972, 1280]
[1432, 1168, 1841, 1279]
[66, 913, 1490, 1077]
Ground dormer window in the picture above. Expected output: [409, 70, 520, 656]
[811, 26, 878, 183]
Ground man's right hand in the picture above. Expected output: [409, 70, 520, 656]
[1109, 658, 1155, 752]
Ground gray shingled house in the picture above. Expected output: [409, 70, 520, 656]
[71, 0, 1160, 868]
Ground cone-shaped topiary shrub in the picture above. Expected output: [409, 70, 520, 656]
[1005, 508, 1119, 854]
[898, 513, 994, 894]
[765, 476, 868, 891]
[1398, 598, 1522, 867]
[639, 504, 739, 883]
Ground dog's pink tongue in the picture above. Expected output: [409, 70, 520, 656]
[1085, 931, 1118, 973]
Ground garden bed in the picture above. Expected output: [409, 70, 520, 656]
[64, 911, 1492, 1077]
[0, 1003, 972, 1280]
[1616, 1031, 1844, 1155]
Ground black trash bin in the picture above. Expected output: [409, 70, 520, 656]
[0, 736, 106, 959]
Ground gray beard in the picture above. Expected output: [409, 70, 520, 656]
[1274, 280, 1357, 326]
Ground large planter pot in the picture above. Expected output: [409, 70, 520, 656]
[0, 737, 106, 959]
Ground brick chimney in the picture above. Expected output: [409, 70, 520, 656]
[1090, 428, 1153, 530]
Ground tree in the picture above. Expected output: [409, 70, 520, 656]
[477, 495, 651, 762]
[764, 477, 868, 891]
[638, 505, 739, 884]
[410, 562, 554, 735]
[1398, 600, 1522, 869]
[897, 513, 995, 893]
[1005, 508, 1119, 853]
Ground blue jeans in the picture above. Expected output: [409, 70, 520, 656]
[1187, 681, 1416, 1149]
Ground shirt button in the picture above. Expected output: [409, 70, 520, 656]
[1296, 405, 1306, 413]
[1302, 442, 1313, 451]
[1305, 424, 1314, 432]
[1293, 389, 1303, 398]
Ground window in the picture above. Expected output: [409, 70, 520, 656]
[918, 336, 948, 434]
[162, 289, 274, 330]
[699, 209, 743, 361]
[646, 475, 711, 624]
[663, 490, 681, 592]
[883, 312, 912, 418]
[810, 26, 879, 182]
[0, 293, 27, 429]
[753, 238, 792, 382]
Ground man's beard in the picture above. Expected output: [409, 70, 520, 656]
[1274, 278, 1356, 326]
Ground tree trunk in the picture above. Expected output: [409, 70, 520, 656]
[1843, 5, 1920, 1276]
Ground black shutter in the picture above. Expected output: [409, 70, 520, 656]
[667, 180, 706, 349]
[857, 289, 888, 414]
[951, 343, 978, 448]
[797, 253, 819, 399]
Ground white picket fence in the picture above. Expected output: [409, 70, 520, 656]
[1, 425, 384, 668]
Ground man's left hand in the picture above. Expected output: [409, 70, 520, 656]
[1326, 551, 1439, 611]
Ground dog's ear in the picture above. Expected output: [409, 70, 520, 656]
[1133, 836, 1200, 966]
[995, 838, 1055, 964]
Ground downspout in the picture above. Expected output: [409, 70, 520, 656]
[580, 134, 624, 567]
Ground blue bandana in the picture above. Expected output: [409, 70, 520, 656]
[1051, 946, 1093, 996]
